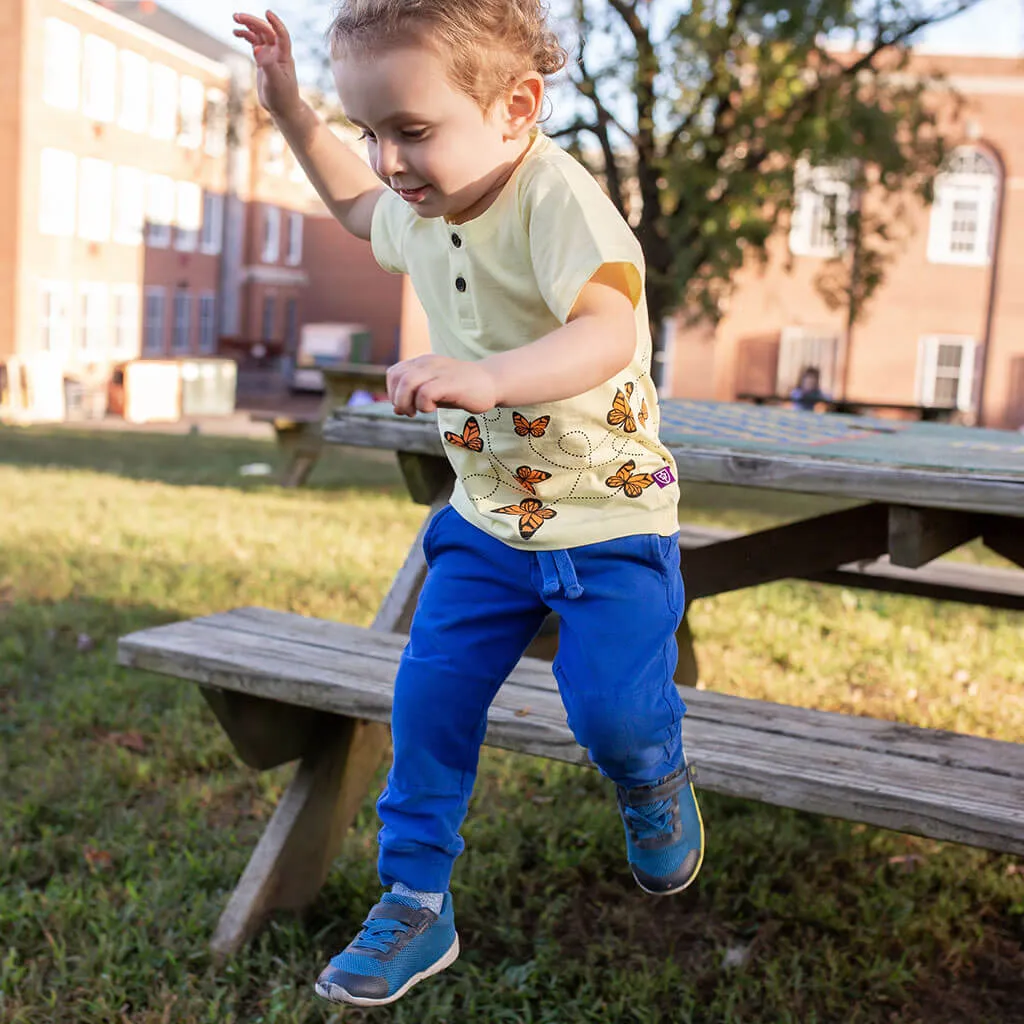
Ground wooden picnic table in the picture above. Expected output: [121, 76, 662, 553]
[737, 392, 959, 422]
[324, 397, 1024, 580]
[325, 399, 1024, 681]
[118, 398, 1024, 955]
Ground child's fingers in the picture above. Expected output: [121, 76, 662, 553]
[265, 11, 293, 56]
[232, 13, 274, 45]
[232, 28, 260, 45]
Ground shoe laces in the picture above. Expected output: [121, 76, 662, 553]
[351, 916, 410, 954]
[624, 797, 675, 842]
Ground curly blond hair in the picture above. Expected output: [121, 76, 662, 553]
[327, 0, 567, 109]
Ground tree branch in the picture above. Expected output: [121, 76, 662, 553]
[665, 0, 748, 160]
[575, 38, 628, 219]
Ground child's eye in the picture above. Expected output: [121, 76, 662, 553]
[401, 128, 428, 141]
[357, 129, 376, 142]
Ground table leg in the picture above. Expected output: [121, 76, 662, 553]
[209, 495, 446, 957]
[274, 422, 322, 488]
[674, 614, 700, 688]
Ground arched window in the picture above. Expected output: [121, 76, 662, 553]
[927, 147, 1000, 267]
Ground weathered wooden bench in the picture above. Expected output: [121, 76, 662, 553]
[118, 502, 1024, 959]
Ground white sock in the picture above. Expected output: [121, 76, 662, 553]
[392, 882, 444, 915]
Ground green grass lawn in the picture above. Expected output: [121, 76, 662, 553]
[1, 424, 1022, 1024]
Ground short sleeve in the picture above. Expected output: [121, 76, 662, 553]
[370, 188, 412, 274]
[520, 153, 645, 323]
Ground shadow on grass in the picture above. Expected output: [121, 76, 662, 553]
[0, 423, 405, 493]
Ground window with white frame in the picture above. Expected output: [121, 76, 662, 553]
[150, 64, 178, 140]
[38, 282, 73, 354]
[286, 212, 303, 266]
[776, 325, 841, 396]
[262, 205, 281, 262]
[39, 149, 77, 236]
[198, 293, 217, 354]
[927, 148, 999, 267]
[82, 35, 116, 122]
[113, 166, 146, 244]
[200, 191, 223, 254]
[118, 50, 149, 132]
[146, 174, 175, 247]
[42, 19, 80, 111]
[78, 159, 113, 242]
[917, 335, 977, 411]
[174, 181, 202, 252]
[789, 163, 851, 259]
[111, 285, 141, 357]
[143, 287, 166, 354]
[77, 283, 109, 355]
[204, 89, 228, 157]
[178, 76, 205, 149]
[172, 291, 192, 353]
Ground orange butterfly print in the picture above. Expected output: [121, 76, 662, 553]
[606, 382, 637, 433]
[512, 412, 550, 438]
[444, 416, 484, 452]
[492, 497, 557, 539]
[514, 465, 551, 495]
[605, 460, 654, 499]
[638, 398, 649, 428]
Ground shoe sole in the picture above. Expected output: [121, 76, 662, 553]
[634, 776, 706, 896]
[313, 934, 460, 1007]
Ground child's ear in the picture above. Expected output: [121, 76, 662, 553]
[503, 72, 543, 139]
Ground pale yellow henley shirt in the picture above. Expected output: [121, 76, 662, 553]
[371, 132, 680, 550]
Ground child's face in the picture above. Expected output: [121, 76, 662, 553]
[333, 43, 531, 223]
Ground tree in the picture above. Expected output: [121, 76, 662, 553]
[552, 0, 984, 375]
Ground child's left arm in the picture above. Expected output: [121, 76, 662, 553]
[387, 262, 636, 417]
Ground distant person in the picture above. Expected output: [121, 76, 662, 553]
[235, 0, 703, 1009]
[790, 366, 830, 411]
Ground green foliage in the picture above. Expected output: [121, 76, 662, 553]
[558, 0, 981, 325]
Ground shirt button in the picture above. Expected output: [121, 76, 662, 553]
[451, 233, 462, 248]
[455, 276, 467, 292]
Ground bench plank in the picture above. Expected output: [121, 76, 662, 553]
[118, 607, 1024, 856]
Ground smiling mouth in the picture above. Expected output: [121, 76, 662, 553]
[395, 185, 431, 203]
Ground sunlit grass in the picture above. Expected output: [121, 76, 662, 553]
[1, 426, 1022, 1023]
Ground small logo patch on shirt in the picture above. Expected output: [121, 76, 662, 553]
[653, 465, 676, 488]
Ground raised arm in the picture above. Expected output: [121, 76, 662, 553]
[233, 10, 383, 239]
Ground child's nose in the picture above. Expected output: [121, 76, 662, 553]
[373, 140, 405, 178]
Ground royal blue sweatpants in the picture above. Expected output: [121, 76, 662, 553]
[376, 504, 687, 893]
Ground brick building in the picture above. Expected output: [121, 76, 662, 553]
[0, 0, 418, 420]
[668, 54, 1024, 430]
[4, 4, 1020, 430]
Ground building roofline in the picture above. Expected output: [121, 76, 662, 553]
[59, 0, 231, 78]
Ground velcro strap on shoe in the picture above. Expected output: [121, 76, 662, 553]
[367, 902, 433, 927]
[622, 763, 697, 806]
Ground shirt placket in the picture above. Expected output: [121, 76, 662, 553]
[448, 229, 476, 329]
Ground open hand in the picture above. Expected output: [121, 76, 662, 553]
[232, 10, 301, 119]
[387, 356, 500, 417]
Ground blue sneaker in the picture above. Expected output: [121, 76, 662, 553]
[314, 892, 459, 1007]
[616, 762, 704, 895]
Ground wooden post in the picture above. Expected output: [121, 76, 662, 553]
[673, 614, 700, 688]
[209, 494, 447, 958]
